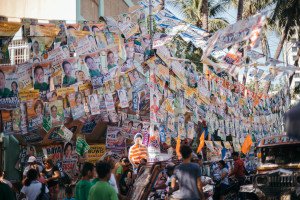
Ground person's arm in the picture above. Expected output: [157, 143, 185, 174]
[221, 169, 228, 180]
[46, 170, 60, 182]
[196, 177, 205, 200]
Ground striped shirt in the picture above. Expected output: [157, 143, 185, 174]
[129, 144, 148, 165]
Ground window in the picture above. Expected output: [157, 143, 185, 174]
[295, 73, 300, 78]
[8, 40, 30, 64]
[295, 81, 300, 88]
[292, 47, 298, 52]
[293, 55, 298, 61]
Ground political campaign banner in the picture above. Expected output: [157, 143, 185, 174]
[24, 90, 43, 131]
[86, 144, 106, 164]
[76, 137, 90, 156]
[106, 126, 125, 150]
[104, 93, 115, 111]
[17, 62, 33, 90]
[47, 100, 64, 128]
[88, 93, 101, 115]
[118, 89, 129, 108]
[42, 144, 63, 163]
[0, 65, 19, 109]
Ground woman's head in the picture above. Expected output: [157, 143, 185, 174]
[11, 81, 18, 91]
[34, 65, 44, 84]
[32, 41, 39, 53]
[44, 158, 54, 168]
[64, 142, 73, 156]
[34, 100, 44, 115]
[75, 92, 82, 105]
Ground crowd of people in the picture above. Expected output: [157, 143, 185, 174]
[0, 143, 248, 200]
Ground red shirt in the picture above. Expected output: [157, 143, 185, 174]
[233, 158, 245, 178]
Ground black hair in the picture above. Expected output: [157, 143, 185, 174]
[44, 158, 54, 167]
[107, 51, 114, 56]
[64, 142, 73, 154]
[180, 145, 192, 159]
[137, 123, 143, 129]
[34, 65, 44, 75]
[0, 167, 3, 177]
[153, 94, 156, 98]
[232, 152, 239, 157]
[62, 60, 71, 70]
[92, 25, 99, 31]
[84, 56, 93, 63]
[197, 154, 202, 160]
[24, 168, 38, 186]
[154, 125, 159, 131]
[51, 105, 57, 111]
[218, 160, 226, 168]
[96, 161, 112, 179]
[128, 121, 133, 126]
[11, 81, 18, 88]
[121, 157, 130, 163]
[65, 186, 73, 195]
[81, 162, 94, 177]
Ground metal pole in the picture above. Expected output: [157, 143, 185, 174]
[149, 0, 153, 51]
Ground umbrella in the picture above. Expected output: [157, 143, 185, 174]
[284, 103, 300, 140]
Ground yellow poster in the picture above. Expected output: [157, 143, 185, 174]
[0, 22, 21, 36]
[86, 144, 106, 163]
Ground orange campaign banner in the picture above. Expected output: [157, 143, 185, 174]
[241, 134, 253, 154]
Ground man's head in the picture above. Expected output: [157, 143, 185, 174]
[107, 51, 114, 65]
[81, 162, 95, 179]
[0, 168, 4, 178]
[166, 163, 175, 177]
[153, 94, 157, 105]
[34, 66, 44, 84]
[62, 61, 72, 76]
[180, 145, 192, 160]
[0, 70, 5, 89]
[96, 161, 112, 180]
[197, 154, 203, 166]
[121, 157, 130, 167]
[51, 105, 58, 118]
[134, 133, 143, 145]
[232, 152, 239, 161]
[92, 25, 100, 33]
[85, 56, 97, 70]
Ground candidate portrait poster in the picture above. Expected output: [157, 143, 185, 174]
[60, 58, 88, 87]
[0, 65, 19, 109]
[32, 61, 51, 94]
[106, 126, 125, 150]
[25, 90, 43, 131]
[48, 100, 64, 128]
[88, 93, 101, 115]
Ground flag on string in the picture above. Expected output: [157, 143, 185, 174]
[241, 134, 253, 154]
[197, 131, 205, 153]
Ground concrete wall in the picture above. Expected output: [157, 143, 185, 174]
[104, 0, 129, 17]
[0, 0, 76, 22]
[81, 0, 99, 21]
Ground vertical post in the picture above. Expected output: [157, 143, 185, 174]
[149, 0, 153, 51]
[99, 0, 104, 17]
[76, 0, 81, 22]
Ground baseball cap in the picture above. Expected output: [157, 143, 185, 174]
[28, 156, 36, 163]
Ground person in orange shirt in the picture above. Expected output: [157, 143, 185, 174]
[128, 133, 148, 171]
[150, 94, 159, 114]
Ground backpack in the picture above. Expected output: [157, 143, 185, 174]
[36, 184, 50, 200]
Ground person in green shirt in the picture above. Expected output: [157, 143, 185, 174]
[62, 60, 76, 86]
[0, 70, 11, 98]
[107, 51, 117, 70]
[84, 56, 101, 78]
[88, 161, 118, 200]
[33, 65, 49, 91]
[75, 162, 94, 200]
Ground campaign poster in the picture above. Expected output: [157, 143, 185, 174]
[69, 91, 86, 120]
[58, 126, 74, 142]
[75, 34, 98, 55]
[60, 58, 79, 87]
[104, 80, 115, 94]
[104, 93, 115, 111]
[81, 52, 104, 89]
[76, 137, 90, 156]
[117, 89, 129, 108]
[150, 91, 160, 123]
[106, 126, 125, 150]
[49, 20, 67, 44]
[61, 142, 78, 180]
[29, 36, 55, 60]
[88, 94, 101, 115]
[66, 25, 90, 52]
[148, 124, 161, 162]
[87, 144, 106, 164]
[17, 62, 33, 90]
[187, 121, 195, 140]
[1, 110, 20, 134]
[108, 109, 119, 123]
[46, 45, 69, 66]
[81, 117, 98, 134]
[177, 115, 186, 139]
[128, 69, 145, 89]
[0, 65, 19, 109]
[25, 90, 43, 131]
[92, 27, 107, 50]
[114, 74, 131, 90]
[42, 144, 63, 164]
[167, 113, 175, 133]
[118, 13, 140, 39]
[48, 100, 64, 128]
[99, 98, 109, 122]
[32, 61, 51, 95]
[106, 45, 119, 78]
[0, 22, 22, 64]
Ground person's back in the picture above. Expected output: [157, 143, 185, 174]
[88, 181, 118, 200]
[0, 182, 15, 200]
[75, 180, 92, 200]
[172, 163, 202, 200]
[75, 162, 94, 200]
[88, 161, 118, 200]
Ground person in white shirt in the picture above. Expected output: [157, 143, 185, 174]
[20, 168, 49, 200]
[23, 156, 43, 179]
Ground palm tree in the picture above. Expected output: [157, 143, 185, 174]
[236, 0, 244, 20]
[271, 0, 300, 59]
[167, 0, 229, 32]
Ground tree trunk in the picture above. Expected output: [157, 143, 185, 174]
[201, 0, 209, 31]
[274, 23, 289, 59]
[237, 0, 244, 21]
